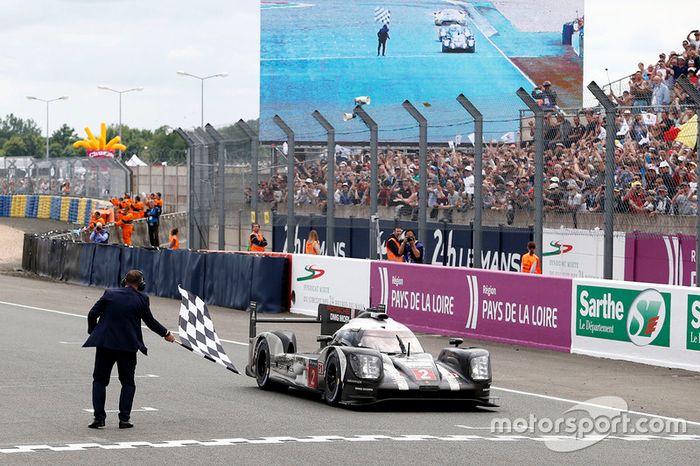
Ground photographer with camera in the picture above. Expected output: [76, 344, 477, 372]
[399, 229, 424, 264]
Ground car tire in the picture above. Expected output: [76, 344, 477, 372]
[254, 339, 275, 390]
[324, 352, 343, 406]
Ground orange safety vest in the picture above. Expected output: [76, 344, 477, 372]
[305, 240, 319, 255]
[132, 201, 145, 219]
[386, 237, 404, 262]
[170, 235, 180, 250]
[250, 232, 265, 252]
[522, 253, 542, 274]
[155, 198, 163, 209]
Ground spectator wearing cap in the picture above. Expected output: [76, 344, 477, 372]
[544, 182, 565, 212]
[624, 181, 646, 214]
[673, 56, 688, 80]
[565, 182, 585, 213]
[336, 182, 353, 206]
[654, 185, 672, 214]
[688, 67, 698, 85]
[658, 161, 677, 197]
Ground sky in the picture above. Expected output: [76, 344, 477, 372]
[1, 0, 696, 135]
[583, 0, 698, 105]
[0, 0, 259, 134]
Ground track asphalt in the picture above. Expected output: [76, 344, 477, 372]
[0, 273, 697, 464]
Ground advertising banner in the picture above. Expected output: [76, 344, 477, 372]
[572, 278, 700, 371]
[543, 228, 626, 280]
[274, 214, 531, 272]
[290, 254, 370, 316]
[370, 262, 572, 351]
[624, 233, 696, 287]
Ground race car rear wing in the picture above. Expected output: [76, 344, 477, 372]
[247, 302, 385, 338]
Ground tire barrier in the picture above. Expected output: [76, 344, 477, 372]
[0, 194, 109, 225]
[22, 236, 290, 313]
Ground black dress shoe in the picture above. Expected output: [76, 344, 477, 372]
[119, 421, 134, 429]
[88, 420, 105, 429]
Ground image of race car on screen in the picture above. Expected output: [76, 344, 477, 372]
[246, 308, 496, 407]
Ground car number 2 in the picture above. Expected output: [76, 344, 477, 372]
[411, 368, 437, 380]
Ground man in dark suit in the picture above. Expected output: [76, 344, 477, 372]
[83, 270, 175, 429]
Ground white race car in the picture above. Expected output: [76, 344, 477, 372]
[441, 25, 476, 53]
[434, 8, 467, 26]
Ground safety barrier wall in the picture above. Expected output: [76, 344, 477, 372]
[572, 278, 700, 372]
[283, 253, 700, 371]
[0, 194, 109, 225]
[22, 237, 290, 313]
[274, 214, 532, 272]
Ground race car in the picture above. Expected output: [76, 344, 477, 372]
[433, 8, 467, 26]
[441, 25, 476, 53]
[245, 308, 496, 407]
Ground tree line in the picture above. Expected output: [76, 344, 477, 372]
[0, 114, 259, 164]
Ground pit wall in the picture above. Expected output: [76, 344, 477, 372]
[287, 254, 700, 372]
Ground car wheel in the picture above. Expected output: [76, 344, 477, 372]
[254, 339, 274, 390]
[324, 352, 343, 406]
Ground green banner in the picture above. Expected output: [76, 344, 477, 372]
[687, 295, 700, 351]
[576, 286, 670, 347]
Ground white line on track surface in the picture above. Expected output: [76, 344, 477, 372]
[2, 434, 699, 453]
[82, 407, 157, 414]
[2, 299, 699, 427]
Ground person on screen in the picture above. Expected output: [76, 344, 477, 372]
[377, 24, 390, 56]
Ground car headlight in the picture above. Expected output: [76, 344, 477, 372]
[470, 355, 490, 381]
[348, 354, 383, 380]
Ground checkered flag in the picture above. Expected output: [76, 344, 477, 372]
[177, 286, 238, 374]
[374, 7, 391, 25]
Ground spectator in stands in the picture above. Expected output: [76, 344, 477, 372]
[673, 182, 697, 215]
[651, 76, 671, 111]
[653, 185, 673, 214]
[688, 30, 700, 52]
[89, 223, 109, 244]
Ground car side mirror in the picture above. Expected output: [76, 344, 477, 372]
[449, 337, 463, 347]
[316, 335, 333, 348]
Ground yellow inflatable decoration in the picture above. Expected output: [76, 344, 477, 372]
[72, 122, 127, 157]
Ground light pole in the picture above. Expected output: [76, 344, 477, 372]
[26, 95, 68, 159]
[97, 85, 144, 158]
[176, 71, 228, 128]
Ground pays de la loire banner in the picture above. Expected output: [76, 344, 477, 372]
[290, 255, 370, 316]
[572, 278, 700, 371]
[370, 262, 572, 352]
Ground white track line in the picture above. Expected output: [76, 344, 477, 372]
[491, 386, 700, 428]
[2, 299, 699, 427]
[3, 434, 700, 453]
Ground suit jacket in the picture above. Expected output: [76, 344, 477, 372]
[83, 288, 169, 355]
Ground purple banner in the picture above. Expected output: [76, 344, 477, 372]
[624, 233, 696, 287]
[370, 262, 572, 352]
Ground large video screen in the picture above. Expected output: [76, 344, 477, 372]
[260, 0, 583, 142]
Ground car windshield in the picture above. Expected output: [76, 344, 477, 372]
[358, 330, 424, 354]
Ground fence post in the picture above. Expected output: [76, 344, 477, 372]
[676, 76, 700, 286]
[312, 110, 336, 255]
[516, 88, 544, 270]
[175, 128, 199, 250]
[354, 105, 379, 260]
[587, 81, 618, 280]
[195, 128, 216, 250]
[272, 115, 295, 253]
[456, 94, 484, 269]
[236, 119, 259, 226]
[402, 101, 428, 257]
[205, 124, 227, 251]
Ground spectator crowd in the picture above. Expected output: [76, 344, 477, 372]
[253, 30, 700, 222]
